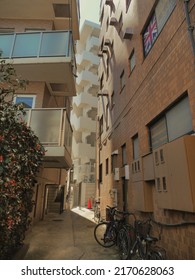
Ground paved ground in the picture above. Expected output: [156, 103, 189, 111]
[20, 208, 119, 260]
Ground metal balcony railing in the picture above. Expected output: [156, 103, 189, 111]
[0, 30, 76, 71]
[24, 108, 72, 155]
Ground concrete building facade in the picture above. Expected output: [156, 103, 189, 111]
[0, 0, 80, 222]
[97, 0, 195, 259]
[71, 20, 100, 208]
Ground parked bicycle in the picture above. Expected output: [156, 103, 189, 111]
[94, 206, 129, 248]
[93, 199, 101, 223]
[117, 217, 166, 260]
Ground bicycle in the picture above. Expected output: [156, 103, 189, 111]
[93, 199, 101, 223]
[94, 206, 128, 248]
[117, 217, 166, 260]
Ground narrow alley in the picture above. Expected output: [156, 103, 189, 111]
[19, 209, 119, 260]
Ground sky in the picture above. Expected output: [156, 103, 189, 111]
[79, 0, 100, 28]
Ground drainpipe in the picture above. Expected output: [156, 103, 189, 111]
[184, 0, 195, 56]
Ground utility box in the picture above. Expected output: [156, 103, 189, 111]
[142, 153, 155, 181]
[132, 181, 154, 212]
[114, 167, 119, 181]
[153, 135, 195, 212]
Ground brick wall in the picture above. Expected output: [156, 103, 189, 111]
[97, 0, 195, 259]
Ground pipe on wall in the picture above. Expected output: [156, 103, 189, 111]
[184, 0, 195, 56]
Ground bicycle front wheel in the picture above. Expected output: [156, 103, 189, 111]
[94, 222, 116, 247]
[117, 227, 130, 259]
[148, 247, 166, 260]
[117, 225, 136, 260]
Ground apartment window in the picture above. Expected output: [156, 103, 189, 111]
[156, 178, 161, 192]
[120, 70, 125, 92]
[99, 164, 103, 183]
[106, 104, 109, 130]
[122, 144, 127, 166]
[143, 14, 158, 56]
[99, 116, 103, 135]
[106, 17, 109, 31]
[14, 95, 36, 108]
[118, 13, 123, 34]
[128, 49, 135, 75]
[149, 95, 193, 149]
[162, 177, 167, 191]
[132, 135, 139, 160]
[106, 158, 109, 175]
[106, 55, 110, 79]
[100, 73, 104, 90]
[150, 117, 168, 149]
[160, 149, 164, 163]
[154, 151, 159, 165]
[111, 91, 115, 109]
[126, 0, 132, 12]
[143, 0, 176, 57]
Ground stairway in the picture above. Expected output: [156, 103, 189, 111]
[47, 186, 60, 214]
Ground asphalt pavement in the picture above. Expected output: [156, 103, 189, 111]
[19, 207, 119, 260]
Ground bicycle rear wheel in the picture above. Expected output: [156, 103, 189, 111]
[94, 222, 116, 247]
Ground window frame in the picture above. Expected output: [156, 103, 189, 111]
[128, 49, 135, 75]
[121, 143, 127, 166]
[99, 163, 103, 183]
[14, 94, 36, 108]
[120, 70, 125, 92]
[142, 0, 177, 57]
[132, 134, 139, 160]
[106, 158, 109, 175]
[149, 95, 193, 150]
[99, 115, 103, 136]
[106, 103, 109, 130]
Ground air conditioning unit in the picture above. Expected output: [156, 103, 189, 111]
[105, 0, 113, 6]
[104, 38, 112, 46]
[114, 167, 119, 181]
[110, 17, 118, 26]
[123, 28, 134, 40]
[98, 50, 103, 57]
[102, 46, 109, 53]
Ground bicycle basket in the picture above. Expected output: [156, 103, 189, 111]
[106, 207, 115, 221]
[135, 220, 151, 238]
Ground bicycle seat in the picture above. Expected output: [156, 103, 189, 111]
[145, 236, 158, 243]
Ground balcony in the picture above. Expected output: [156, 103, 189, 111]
[0, 31, 77, 96]
[72, 139, 95, 159]
[71, 114, 96, 133]
[24, 108, 72, 169]
[76, 69, 99, 91]
[86, 36, 99, 53]
[76, 51, 99, 68]
[0, 0, 80, 40]
[73, 92, 98, 108]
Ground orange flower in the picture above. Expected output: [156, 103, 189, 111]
[9, 179, 17, 186]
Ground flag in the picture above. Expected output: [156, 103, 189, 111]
[143, 14, 158, 56]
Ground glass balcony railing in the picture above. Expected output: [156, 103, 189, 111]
[24, 108, 72, 155]
[0, 30, 74, 59]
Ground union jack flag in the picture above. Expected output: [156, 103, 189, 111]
[143, 14, 158, 56]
